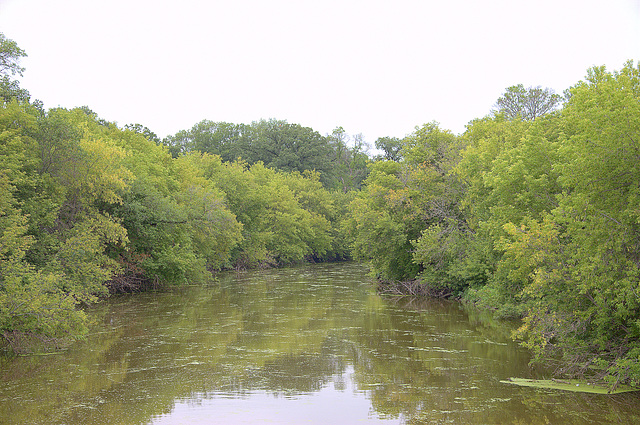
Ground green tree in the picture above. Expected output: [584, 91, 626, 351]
[493, 84, 561, 120]
[348, 162, 418, 281]
[124, 123, 160, 143]
[327, 127, 370, 192]
[454, 114, 532, 248]
[0, 102, 101, 350]
[163, 120, 247, 159]
[509, 61, 640, 387]
[461, 62, 640, 388]
[461, 114, 564, 316]
[249, 119, 333, 182]
[105, 126, 243, 284]
[0, 181, 87, 351]
[401, 123, 475, 294]
[28, 108, 131, 301]
[0, 32, 30, 102]
[280, 170, 338, 260]
[183, 154, 334, 268]
[165, 119, 341, 188]
[374, 136, 403, 162]
[348, 123, 467, 287]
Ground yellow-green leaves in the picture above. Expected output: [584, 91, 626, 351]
[188, 157, 338, 267]
[464, 62, 640, 387]
[349, 124, 469, 285]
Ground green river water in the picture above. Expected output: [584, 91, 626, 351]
[1, 262, 639, 424]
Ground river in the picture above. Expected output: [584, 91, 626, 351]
[1, 262, 638, 424]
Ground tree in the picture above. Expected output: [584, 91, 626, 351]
[182, 154, 338, 268]
[347, 159, 419, 282]
[460, 113, 564, 317]
[105, 126, 243, 284]
[326, 127, 370, 192]
[348, 123, 469, 287]
[124, 123, 160, 143]
[163, 120, 248, 159]
[0, 33, 30, 102]
[463, 61, 640, 388]
[512, 61, 640, 387]
[164, 119, 341, 188]
[249, 119, 333, 181]
[374, 136, 403, 162]
[0, 102, 100, 350]
[494, 84, 561, 120]
[401, 122, 462, 171]
[0, 33, 26, 77]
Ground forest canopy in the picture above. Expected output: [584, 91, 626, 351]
[1, 32, 639, 390]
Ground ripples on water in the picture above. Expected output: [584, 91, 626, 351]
[1, 262, 639, 424]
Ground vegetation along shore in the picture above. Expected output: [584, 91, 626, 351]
[1, 32, 639, 391]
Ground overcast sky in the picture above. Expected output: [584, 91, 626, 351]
[1, 0, 639, 144]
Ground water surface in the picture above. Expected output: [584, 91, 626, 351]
[1, 262, 638, 424]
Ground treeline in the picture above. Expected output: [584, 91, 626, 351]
[2, 32, 640, 389]
[0, 33, 373, 351]
[349, 62, 640, 388]
[0, 100, 359, 350]
[164, 120, 370, 192]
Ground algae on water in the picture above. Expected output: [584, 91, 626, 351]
[500, 378, 639, 395]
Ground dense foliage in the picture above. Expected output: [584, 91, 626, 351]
[1, 32, 639, 389]
[0, 34, 356, 352]
[164, 119, 370, 192]
[350, 61, 640, 388]
[0, 99, 353, 350]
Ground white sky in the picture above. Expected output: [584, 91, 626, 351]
[1, 0, 639, 144]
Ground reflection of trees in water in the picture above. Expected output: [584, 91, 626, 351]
[1, 263, 639, 425]
[348, 293, 640, 425]
[252, 352, 344, 394]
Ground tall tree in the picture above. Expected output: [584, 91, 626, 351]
[494, 84, 561, 120]
[374, 136, 403, 162]
[249, 119, 333, 181]
[124, 123, 160, 143]
[508, 61, 640, 387]
[0, 32, 30, 102]
[348, 123, 468, 287]
[163, 120, 248, 159]
[0, 33, 26, 76]
[326, 127, 370, 192]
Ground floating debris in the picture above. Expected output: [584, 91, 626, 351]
[500, 378, 639, 394]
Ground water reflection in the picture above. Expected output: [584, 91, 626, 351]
[1, 262, 639, 424]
